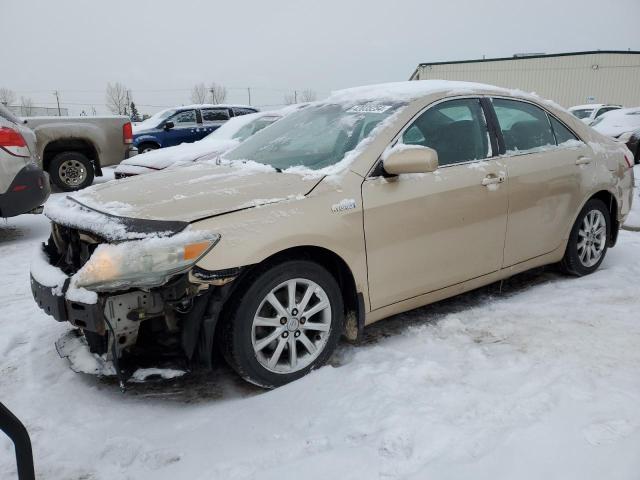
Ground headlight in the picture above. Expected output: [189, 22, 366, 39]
[617, 131, 634, 143]
[73, 231, 220, 291]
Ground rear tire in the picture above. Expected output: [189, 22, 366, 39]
[220, 260, 344, 388]
[49, 151, 94, 191]
[560, 198, 610, 276]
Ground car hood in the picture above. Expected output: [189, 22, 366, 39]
[120, 138, 239, 170]
[69, 162, 324, 224]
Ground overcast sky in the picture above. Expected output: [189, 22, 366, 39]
[3, 0, 639, 115]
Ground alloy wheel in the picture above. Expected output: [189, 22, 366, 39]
[577, 209, 606, 268]
[251, 278, 332, 374]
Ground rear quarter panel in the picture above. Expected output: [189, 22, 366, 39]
[25, 116, 129, 167]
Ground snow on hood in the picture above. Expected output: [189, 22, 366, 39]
[119, 138, 240, 170]
[592, 108, 640, 137]
[54, 161, 322, 225]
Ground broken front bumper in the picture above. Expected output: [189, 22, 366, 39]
[31, 274, 105, 333]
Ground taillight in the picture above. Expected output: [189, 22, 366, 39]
[123, 122, 133, 144]
[0, 126, 30, 157]
[624, 154, 633, 169]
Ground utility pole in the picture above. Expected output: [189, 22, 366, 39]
[294, 90, 298, 103]
[53, 90, 61, 116]
[247, 87, 251, 105]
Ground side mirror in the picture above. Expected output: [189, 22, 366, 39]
[164, 121, 175, 131]
[382, 145, 439, 175]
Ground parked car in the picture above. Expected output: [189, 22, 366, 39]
[115, 110, 287, 179]
[0, 105, 50, 217]
[23, 115, 136, 191]
[568, 104, 621, 124]
[30, 81, 634, 389]
[591, 107, 640, 164]
[132, 104, 259, 155]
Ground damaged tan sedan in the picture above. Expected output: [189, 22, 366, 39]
[31, 81, 634, 388]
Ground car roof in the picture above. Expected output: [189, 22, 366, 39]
[176, 104, 257, 111]
[327, 80, 513, 104]
[569, 104, 620, 111]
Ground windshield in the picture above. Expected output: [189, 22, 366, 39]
[232, 116, 280, 141]
[203, 113, 279, 143]
[135, 108, 175, 129]
[571, 108, 594, 119]
[224, 101, 404, 170]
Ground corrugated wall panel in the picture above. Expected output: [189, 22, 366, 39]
[413, 53, 640, 107]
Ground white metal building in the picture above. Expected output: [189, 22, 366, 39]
[409, 51, 640, 108]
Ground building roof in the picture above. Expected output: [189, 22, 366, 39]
[410, 50, 640, 79]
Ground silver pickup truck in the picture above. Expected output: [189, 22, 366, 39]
[23, 116, 137, 191]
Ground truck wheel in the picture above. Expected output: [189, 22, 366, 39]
[49, 152, 94, 191]
[138, 143, 159, 154]
[221, 260, 344, 388]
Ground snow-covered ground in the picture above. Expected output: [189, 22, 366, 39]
[1, 188, 640, 479]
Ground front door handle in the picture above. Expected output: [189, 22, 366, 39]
[481, 174, 505, 186]
[576, 156, 592, 165]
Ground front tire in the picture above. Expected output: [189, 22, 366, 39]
[221, 260, 344, 388]
[49, 151, 94, 191]
[560, 198, 610, 276]
[138, 143, 159, 154]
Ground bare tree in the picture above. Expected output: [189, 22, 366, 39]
[0, 87, 16, 106]
[105, 82, 129, 115]
[209, 83, 227, 104]
[283, 93, 297, 105]
[190, 83, 208, 104]
[300, 89, 317, 102]
[20, 96, 34, 116]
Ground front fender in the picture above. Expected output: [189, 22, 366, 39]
[191, 172, 369, 301]
[133, 133, 162, 148]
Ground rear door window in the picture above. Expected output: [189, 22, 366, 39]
[202, 108, 231, 122]
[400, 98, 490, 166]
[549, 116, 578, 144]
[492, 99, 556, 153]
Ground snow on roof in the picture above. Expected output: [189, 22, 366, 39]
[592, 107, 640, 136]
[327, 80, 510, 103]
[174, 103, 257, 110]
[569, 104, 605, 111]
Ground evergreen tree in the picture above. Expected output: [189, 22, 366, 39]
[130, 101, 140, 121]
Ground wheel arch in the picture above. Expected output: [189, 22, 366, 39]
[217, 245, 363, 342]
[576, 190, 620, 247]
[590, 190, 619, 246]
[43, 138, 101, 175]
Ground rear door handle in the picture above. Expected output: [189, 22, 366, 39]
[481, 174, 505, 186]
[576, 156, 592, 165]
